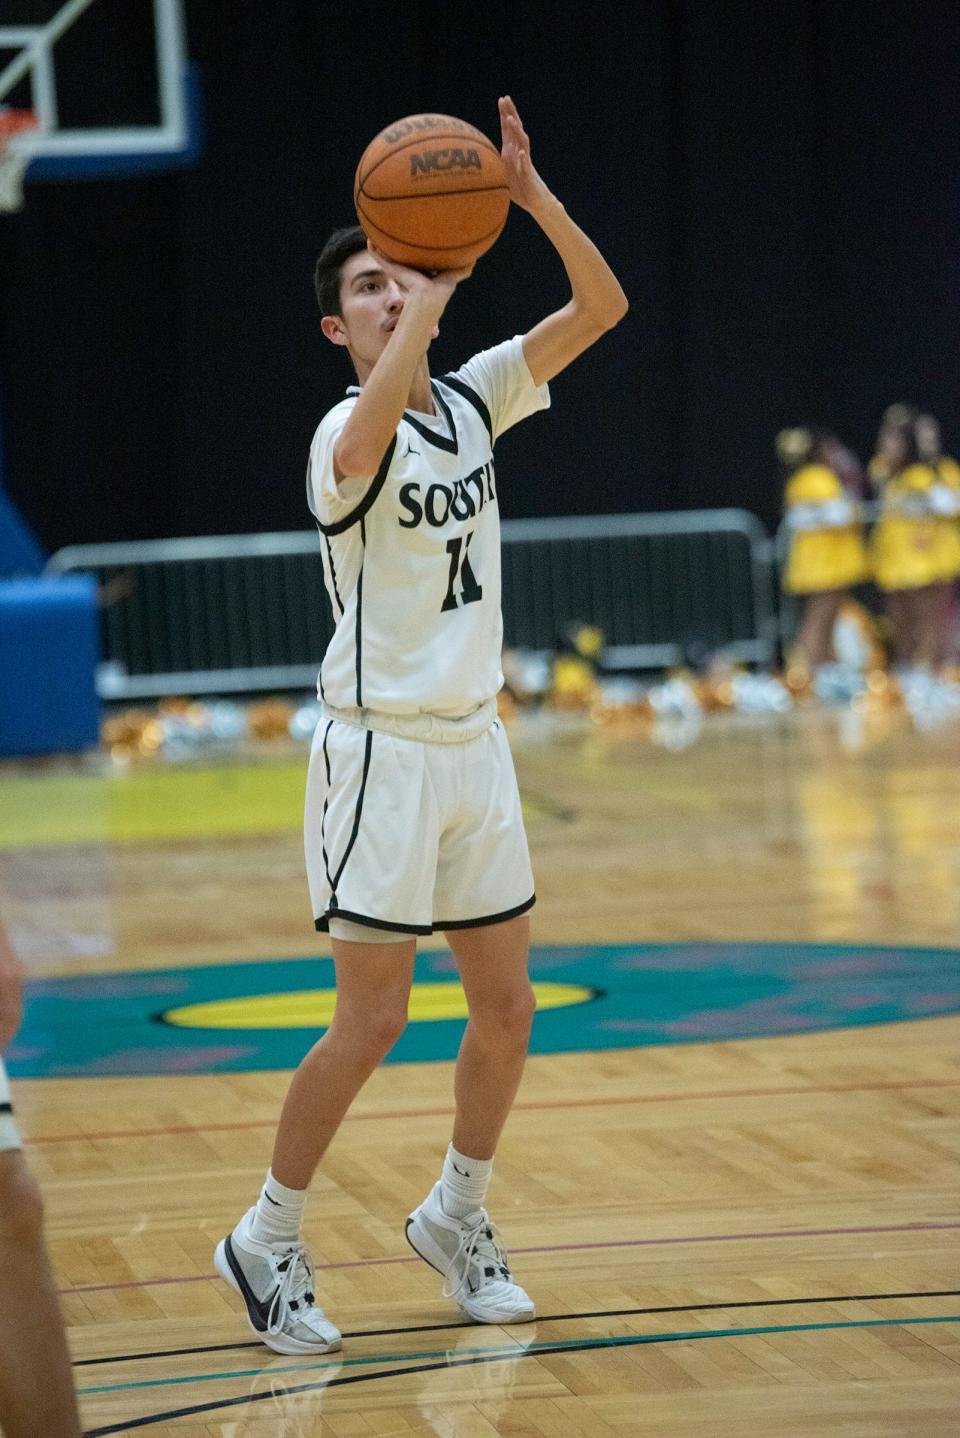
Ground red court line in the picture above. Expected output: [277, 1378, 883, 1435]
[23, 1076, 960, 1146]
[59, 1221, 960, 1297]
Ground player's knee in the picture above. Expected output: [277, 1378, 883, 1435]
[0, 1153, 45, 1245]
[475, 984, 536, 1044]
[353, 1001, 408, 1059]
[506, 984, 537, 1038]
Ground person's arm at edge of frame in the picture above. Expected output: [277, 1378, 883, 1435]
[0, 915, 24, 1050]
[499, 95, 629, 387]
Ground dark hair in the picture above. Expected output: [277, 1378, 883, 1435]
[313, 226, 369, 318]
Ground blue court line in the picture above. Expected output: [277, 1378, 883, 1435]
[78, 1313, 960, 1398]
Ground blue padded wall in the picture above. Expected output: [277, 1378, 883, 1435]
[0, 576, 100, 756]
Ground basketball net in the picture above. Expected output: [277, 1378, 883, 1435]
[0, 109, 39, 214]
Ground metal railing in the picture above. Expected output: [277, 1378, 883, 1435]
[45, 509, 777, 700]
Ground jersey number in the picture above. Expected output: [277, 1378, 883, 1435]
[441, 532, 483, 613]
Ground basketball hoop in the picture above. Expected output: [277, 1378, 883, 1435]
[0, 109, 39, 214]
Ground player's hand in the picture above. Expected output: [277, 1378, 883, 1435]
[0, 928, 24, 1049]
[366, 244, 473, 342]
[499, 96, 551, 214]
[368, 245, 473, 306]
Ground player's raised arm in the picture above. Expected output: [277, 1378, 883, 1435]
[499, 96, 628, 387]
[324, 251, 472, 483]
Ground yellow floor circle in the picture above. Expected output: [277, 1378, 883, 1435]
[163, 980, 594, 1030]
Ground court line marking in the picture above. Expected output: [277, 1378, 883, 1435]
[60, 1222, 960, 1297]
[72, 1288, 960, 1368]
[79, 1342, 496, 1396]
[25, 1075, 960, 1146]
[80, 1314, 960, 1436]
[77, 1301, 960, 1398]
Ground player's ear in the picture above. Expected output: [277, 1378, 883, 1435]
[321, 314, 349, 347]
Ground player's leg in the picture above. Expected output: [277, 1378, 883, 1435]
[0, 1146, 81, 1438]
[424, 722, 536, 1162]
[406, 912, 536, 1323]
[218, 714, 433, 1351]
[270, 934, 416, 1187]
[446, 914, 535, 1160]
[216, 935, 415, 1353]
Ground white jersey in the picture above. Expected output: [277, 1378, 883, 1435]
[307, 336, 550, 717]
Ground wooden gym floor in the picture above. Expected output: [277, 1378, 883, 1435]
[1, 703, 958, 1436]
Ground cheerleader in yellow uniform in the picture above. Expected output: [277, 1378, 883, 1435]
[916, 413, 960, 667]
[869, 413, 946, 671]
[867, 402, 916, 493]
[778, 428, 870, 671]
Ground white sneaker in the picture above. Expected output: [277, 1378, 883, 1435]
[214, 1208, 342, 1355]
[405, 1182, 535, 1324]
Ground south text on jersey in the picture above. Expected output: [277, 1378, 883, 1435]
[398, 461, 496, 529]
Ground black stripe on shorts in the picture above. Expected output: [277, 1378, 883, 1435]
[315, 907, 430, 937]
[329, 729, 373, 903]
[436, 894, 536, 930]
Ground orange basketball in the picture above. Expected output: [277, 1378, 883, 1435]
[354, 113, 510, 271]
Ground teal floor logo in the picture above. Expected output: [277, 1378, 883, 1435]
[8, 943, 959, 1078]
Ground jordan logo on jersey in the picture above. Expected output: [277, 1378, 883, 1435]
[397, 461, 496, 529]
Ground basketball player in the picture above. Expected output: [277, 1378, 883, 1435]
[215, 95, 628, 1353]
[0, 915, 81, 1437]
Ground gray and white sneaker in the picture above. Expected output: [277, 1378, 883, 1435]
[214, 1207, 342, 1355]
[405, 1181, 535, 1324]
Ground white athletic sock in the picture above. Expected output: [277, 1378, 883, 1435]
[247, 1169, 308, 1246]
[439, 1144, 493, 1220]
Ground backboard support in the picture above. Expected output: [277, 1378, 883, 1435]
[0, 0, 200, 185]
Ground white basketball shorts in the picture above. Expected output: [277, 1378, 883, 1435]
[304, 713, 535, 936]
[0, 1058, 20, 1151]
